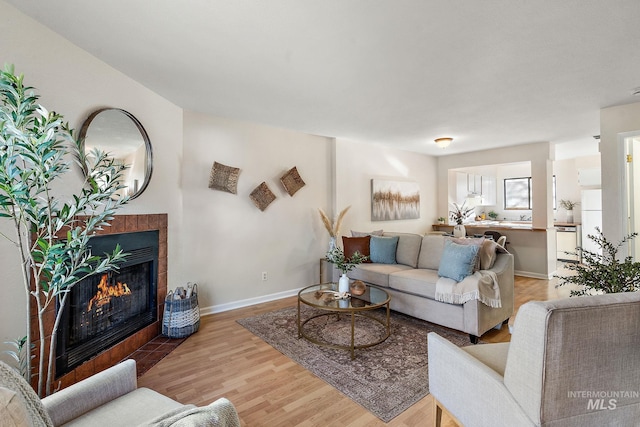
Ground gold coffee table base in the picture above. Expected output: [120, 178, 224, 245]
[297, 283, 391, 360]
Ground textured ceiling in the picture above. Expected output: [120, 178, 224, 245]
[7, 0, 640, 157]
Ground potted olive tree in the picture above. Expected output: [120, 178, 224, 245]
[0, 65, 129, 396]
[556, 227, 639, 295]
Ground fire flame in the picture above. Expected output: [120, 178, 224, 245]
[87, 274, 131, 311]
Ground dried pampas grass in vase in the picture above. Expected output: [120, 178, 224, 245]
[318, 206, 350, 252]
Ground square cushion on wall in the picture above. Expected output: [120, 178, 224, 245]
[249, 182, 276, 211]
[342, 235, 371, 262]
[208, 161, 240, 194]
[280, 166, 306, 196]
[369, 235, 399, 264]
[438, 240, 480, 282]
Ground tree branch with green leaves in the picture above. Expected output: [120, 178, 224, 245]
[0, 64, 129, 396]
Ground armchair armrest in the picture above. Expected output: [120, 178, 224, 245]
[42, 359, 138, 426]
[427, 333, 532, 427]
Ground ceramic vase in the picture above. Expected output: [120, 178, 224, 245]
[339, 273, 350, 293]
[453, 224, 466, 238]
[328, 236, 337, 253]
[566, 211, 574, 224]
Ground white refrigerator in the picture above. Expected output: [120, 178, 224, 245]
[581, 189, 602, 257]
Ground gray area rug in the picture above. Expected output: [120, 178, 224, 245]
[237, 305, 474, 422]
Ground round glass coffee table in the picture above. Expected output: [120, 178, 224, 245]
[297, 282, 391, 359]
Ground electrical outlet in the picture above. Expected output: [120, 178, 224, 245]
[261, 271, 268, 281]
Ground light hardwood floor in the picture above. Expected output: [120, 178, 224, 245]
[138, 270, 569, 426]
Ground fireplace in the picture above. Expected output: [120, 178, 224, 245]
[55, 230, 159, 377]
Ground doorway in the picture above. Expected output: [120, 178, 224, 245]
[624, 133, 640, 260]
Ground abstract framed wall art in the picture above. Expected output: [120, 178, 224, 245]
[371, 179, 420, 221]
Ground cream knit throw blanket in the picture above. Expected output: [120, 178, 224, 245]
[0, 361, 54, 427]
[139, 398, 241, 427]
[435, 270, 502, 308]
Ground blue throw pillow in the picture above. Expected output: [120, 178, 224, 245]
[369, 235, 399, 264]
[438, 240, 480, 282]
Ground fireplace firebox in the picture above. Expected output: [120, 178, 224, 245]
[55, 230, 159, 377]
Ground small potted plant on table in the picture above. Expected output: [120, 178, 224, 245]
[559, 199, 579, 223]
[326, 247, 368, 293]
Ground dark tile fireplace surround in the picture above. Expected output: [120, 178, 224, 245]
[30, 214, 168, 390]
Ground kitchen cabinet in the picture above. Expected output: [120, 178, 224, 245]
[456, 172, 468, 203]
[480, 176, 496, 205]
[468, 174, 482, 196]
[556, 225, 580, 262]
[455, 172, 497, 205]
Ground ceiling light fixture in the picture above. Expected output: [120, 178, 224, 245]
[434, 137, 453, 148]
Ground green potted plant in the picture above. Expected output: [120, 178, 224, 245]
[556, 227, 639, 295]
[487, 210, 499, 220]
[0, 65, 128, 396]
[559, 199, 579, 223]
[326, 247, 368, 293]
[437, 216, 446, 224]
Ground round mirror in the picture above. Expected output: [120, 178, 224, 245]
[79, 108, 153, 200]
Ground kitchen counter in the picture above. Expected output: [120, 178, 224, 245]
[432, 223, 557, 279]
[433, 223, 543, 232]
[433, 221, 581, 232]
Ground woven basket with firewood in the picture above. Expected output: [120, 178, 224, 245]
[162, 283, 200, 338]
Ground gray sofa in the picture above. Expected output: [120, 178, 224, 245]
[0, 359, 240, 426]
[346, 232, 514, 342]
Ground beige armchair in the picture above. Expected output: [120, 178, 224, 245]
[428, 291, 640, 426]
[1, 359, 240, 426]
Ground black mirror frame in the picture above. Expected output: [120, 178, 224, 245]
[79, 108, 153, 200]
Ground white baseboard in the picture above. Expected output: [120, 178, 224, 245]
[198, 287, 303, 316]
[515, 270, 556, 280]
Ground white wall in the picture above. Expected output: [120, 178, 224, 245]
[181, 112, 333, 311]
[334, 138, 438, 236]
[0, 2, 183, 362]
[553, 155, 600, 223]
[601, 102, 640, 256]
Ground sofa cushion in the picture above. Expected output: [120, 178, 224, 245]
[351, 229, 384, 237]
[370, 235, 399, 264]
[348, 263, 413, 287]
[438, 240, 480, 281]
[389, 269, 439, 299]
[479, 239, 499, 269]
[342, 235, 371, 262]
[446, 236, 485, 270]
[61, 388, 184, 427]
[417, 234, 446, 270]
[383, 232, 422, 268]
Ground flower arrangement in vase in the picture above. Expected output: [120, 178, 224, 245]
[325, 247, 368, 293]
[449, 201, 474, 237]
[318, 206, 350, 252]
[559, 199, 579, 223]
[449, 201, 474, 225]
